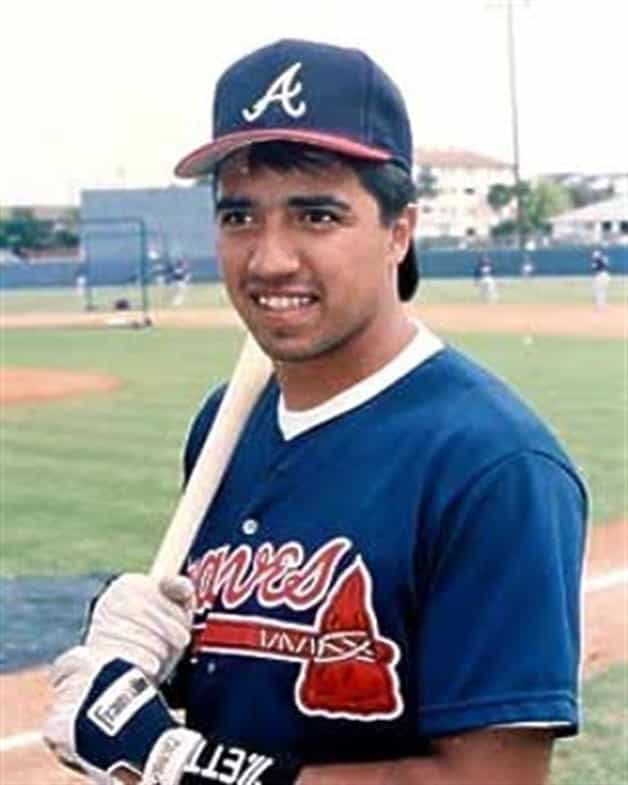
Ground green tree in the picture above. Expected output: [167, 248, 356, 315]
[489, 179, 572, 238]
[0, 210, 80, 252]
[490, 218, 518, 238]
[52, 227, 79, 248]
[526, 180, 573, 230]
[487, 183, 513, 212]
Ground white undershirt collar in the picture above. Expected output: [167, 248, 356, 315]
[277, 321, 444, 440]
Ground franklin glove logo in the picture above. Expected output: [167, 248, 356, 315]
[242, 62, 307, 122]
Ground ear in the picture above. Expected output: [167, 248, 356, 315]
[387, 204, 418, 266]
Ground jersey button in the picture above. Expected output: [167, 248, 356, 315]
[242, 518, 259, 536]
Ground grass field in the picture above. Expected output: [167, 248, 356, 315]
[1, 325, 624, 575]
[1, 327, 242, 575]
[550, 664, 628, 785]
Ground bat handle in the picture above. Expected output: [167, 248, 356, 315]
[149, 334, 272, 581]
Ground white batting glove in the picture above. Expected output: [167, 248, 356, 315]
[44, 645, 199, 785]
[85, 573, 195, 685]
[44, 646, 130, 784]
[45, 645, 302, 785]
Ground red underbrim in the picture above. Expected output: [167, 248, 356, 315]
[174, 128, 391, 178]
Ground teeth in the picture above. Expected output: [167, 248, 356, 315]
[257, 295, 314, 311]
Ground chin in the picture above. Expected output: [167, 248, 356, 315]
[239, 308, 357, 365]
[257, 329, 352, 365]
[257, 339, 322, 364]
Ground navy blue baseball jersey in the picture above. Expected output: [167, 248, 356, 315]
[169, 325, 586, 765]
[591, 252, 610, 273]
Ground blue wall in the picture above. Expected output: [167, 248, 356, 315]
[418, 245, 628, 278]
[2, 245, 626, 290]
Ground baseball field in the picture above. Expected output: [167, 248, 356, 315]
[0, 275, 626, 784]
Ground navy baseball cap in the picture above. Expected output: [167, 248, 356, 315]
[175, 39, 413, 177]
[174, 39, 419, 300]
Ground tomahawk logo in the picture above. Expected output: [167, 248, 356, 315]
[189, 544, 404, 722]
[242, 62, 307, 122]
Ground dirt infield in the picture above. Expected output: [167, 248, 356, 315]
[582, 520, 628, 675]
[0, 368, 119, 406]
[411, 302, 626, 339]
[0, 302, 625, 338]
[0, 520, 625, 784]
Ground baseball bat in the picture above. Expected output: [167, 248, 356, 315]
[150, 332, 272, 580]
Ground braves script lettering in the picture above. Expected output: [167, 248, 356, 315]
[188, 537, 351, 611]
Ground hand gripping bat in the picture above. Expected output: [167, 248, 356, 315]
[150, 333, 272, 580]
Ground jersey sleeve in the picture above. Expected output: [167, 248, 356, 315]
[181, 385, 227, 486]
[414, 450, 587, 738]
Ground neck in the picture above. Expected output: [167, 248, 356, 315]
[275, 310, 416, 410]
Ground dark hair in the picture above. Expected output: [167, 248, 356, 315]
[214, 142, 419, 300]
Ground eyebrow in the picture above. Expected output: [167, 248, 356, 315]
[215, 195, 352, 212]
[215, 197, 254, 212]
[287, 196, 351, 211]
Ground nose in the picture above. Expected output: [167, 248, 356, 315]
[247, 219, 301, 279]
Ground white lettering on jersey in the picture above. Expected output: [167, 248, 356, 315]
[188, 742, 274, 785]
[242, 62, 306, 122]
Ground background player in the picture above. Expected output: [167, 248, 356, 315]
[590, 248, 611, 310]
[520, 253, 535, 279]
[474, 252, 499, 302]
[45, 39, 587, 785]
[171, 256, 191, 307]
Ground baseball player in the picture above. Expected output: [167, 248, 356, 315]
[170, 257, 191, 307]
[44, 39, 587, 785]
[591, 248, 611, 309]
[474, 253, 499, 302]
[520, 254, 535, 279]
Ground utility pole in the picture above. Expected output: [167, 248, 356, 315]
[487, 0, 528, 254]
[506, 0, 525, 255]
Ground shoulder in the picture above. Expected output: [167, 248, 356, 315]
[182, 378, 279, 483]
[388, 346, 583, 490]
[182, 385, 228, 482]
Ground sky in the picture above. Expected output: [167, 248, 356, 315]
[2, 0, 626, 205]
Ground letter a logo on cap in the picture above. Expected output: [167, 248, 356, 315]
[242, 62, 307, 122]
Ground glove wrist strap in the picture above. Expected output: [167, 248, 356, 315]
[141, 727, 205, 785]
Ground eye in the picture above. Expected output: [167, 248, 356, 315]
[300, 208, 340, 226]
[218, 210, 254, 229]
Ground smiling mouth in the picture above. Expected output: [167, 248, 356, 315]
[251, 294, 319, 312]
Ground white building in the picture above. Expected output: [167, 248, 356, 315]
[414, 148, 515, 240]
[549, 195, 628, 244]
[545, 172, 628, 200]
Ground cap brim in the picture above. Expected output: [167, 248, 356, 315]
[174, 128, 392, 178]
